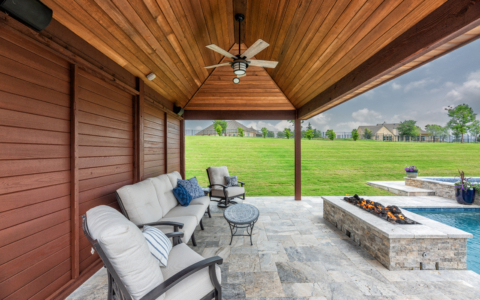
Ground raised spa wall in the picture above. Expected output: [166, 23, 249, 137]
[405, 177, 456, 200]
[322, 197, 471, 271]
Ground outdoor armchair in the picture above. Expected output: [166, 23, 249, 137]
[82, 205, 223, 300]
[206, 166, 245, 208]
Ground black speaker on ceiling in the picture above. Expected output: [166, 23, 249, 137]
[173, 105, 184, 117]
[0, 0, 52, 31]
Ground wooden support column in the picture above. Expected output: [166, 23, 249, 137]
[294, 117, 301, 200]
[70, 64, 80, 279]
[135, 77, 144, 182]
[164, 112, 168, 174]
[180, 119, 185, 179]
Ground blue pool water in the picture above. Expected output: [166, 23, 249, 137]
[407, 209, 480, 274]
[422, 177, 480, 183]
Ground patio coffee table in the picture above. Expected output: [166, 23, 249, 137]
[224, 203, 259, 246]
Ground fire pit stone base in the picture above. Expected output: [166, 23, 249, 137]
[323, 197, 470, 271]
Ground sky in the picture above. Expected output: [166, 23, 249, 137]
[186, 38, 480, 133]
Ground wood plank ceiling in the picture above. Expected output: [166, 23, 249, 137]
[46, 0, 450, 113]
[186, 44, 294, 110]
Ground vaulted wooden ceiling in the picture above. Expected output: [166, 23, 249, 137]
[44, 0, 480, 119]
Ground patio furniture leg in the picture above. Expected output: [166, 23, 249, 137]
[191, 232, 197, 246]
[107, 272, 113, 300]
[207, 205, 211, 218]
[200, 219, 204, 230]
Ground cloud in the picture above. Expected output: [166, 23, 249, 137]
[404, 78, 435, 92]
[392, 82, 401, 90]
[195, 126, 203, 130]
[351, 108, 382, 123]
[445, 70, 480, 101]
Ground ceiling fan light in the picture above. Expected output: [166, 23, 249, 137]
[232, 62, 247, 75]
[233, 77, 240, 84]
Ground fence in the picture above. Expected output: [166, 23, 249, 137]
[186, 129, 479, 143]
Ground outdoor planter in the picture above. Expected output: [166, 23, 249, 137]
[455, 188, 476, 205]
[406, 171, 418, 178]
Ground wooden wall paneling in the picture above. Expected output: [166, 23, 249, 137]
[70, 64, 80, 279]
[164, 111, 168, 174]
[166, 115, 181, 173]
[143, 101, 165, 178]
[180, 119, 185, 179]
[135, 77, 145, 182]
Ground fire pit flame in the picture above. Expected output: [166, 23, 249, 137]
[343, 195, 420, 225]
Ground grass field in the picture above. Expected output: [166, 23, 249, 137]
[185, 136, 480, 196]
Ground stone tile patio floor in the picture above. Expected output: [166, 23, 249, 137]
[68, 197, 480, 300]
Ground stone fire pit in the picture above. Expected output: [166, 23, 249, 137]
[322, 196, 472, 271]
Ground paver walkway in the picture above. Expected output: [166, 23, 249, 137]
[67, 197, 480, 300]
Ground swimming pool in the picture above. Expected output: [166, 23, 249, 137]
[406, 209, 480, 274]
[422, 177, 480, 183]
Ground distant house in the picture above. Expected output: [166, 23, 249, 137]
[357, 122, 428, 140]
[195, 120, 260, 137]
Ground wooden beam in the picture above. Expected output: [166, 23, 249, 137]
[70, 64, 80, 279]
[298, 0, 480, 119]
[294, 116, 301, 201]
[136, 77, 145, 182]
[180, 119, 185, 179]
[184, 110, 296, 120]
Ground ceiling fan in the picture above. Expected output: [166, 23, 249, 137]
[204, 13, 278, 84]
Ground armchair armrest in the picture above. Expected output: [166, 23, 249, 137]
[209, 183, 228, 189]
[238, 181, 245, 187]
[140, 256, 223, 300]
[165, 232, 184, 246]
[137, 221, 184, 233]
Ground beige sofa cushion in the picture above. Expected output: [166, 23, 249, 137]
[162, 243, 221, 300]
[167, 171, 182, 188]
[211, 186, 245, 198]
[207, 166, 229, 186]
[164, 205, 205, 223]
[86, 205, 164, 300]
[150, 175, 178, 217]
[116, 180, 163, 225]
[155, 216, 197, 244]
[189, 196, 210, 209]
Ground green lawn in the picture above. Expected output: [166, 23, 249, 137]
[186, 136, 480, 196]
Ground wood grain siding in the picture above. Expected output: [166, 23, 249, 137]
[167, 115, 181, 173]
[0, 27, 72, 299]
[186, 44, 294, 110]
[143, 101, 166, 178]
[77, 69, 134, 272]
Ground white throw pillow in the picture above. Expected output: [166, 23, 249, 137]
[142, 225, 172, 267]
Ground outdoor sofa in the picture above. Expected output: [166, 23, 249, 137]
[116, 171, 210, 246]
[83, 205, 222, 300]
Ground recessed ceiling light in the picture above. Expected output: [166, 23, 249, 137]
[146, 73, 156, 81]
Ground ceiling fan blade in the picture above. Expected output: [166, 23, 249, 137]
[248, 59, 278, 68]
[237, 73, 246, 78]
[206, 44, 237, 59]
[204, 62, 231, 69]
[241, 39, 269, 59]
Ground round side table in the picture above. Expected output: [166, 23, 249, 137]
[223, 203, 259, 246]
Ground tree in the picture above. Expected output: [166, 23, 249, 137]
[237, 127, 244, 137]
[351, 129, 359, 141]
[261, 127, 268, 138]
[469, 120, 480, 142]
[305, 129, 314, 140]
[277, 131, 285, 138]
[284, 128, 292, 139]
[363, 128, 373, 139]
[439, 126, 450, 142]
[397, 120, 420, 137]
[288, 120, 304, 131]
[307, 122, 313, 130]
[214, 124, 222, 136]
[267, 130, 275, 138]
[326, 129, 336, 140]
[313, 129, 321, 138]
[213, 120, 227, 136]
[425, 124, 442, 138]
[446, 104, 476, 143]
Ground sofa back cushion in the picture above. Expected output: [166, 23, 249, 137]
[167, 171, 182, 188]
[86, 205, 164, 300]
[116, 180, 163, 225]
[207, 166, 229, 186]
[150, 175, 178, 216]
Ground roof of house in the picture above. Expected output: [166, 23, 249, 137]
[195, 120, 260, 135]
[358, 122, 427, 135]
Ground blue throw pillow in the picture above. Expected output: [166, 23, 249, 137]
[172, 184, 192, 206]
[177, 177, 204, 199]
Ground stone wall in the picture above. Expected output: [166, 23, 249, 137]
[405, 178, 455, 200]
[323, 200, 467, 270]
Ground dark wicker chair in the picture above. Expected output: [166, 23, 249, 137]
[82, 215, 223, 300]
